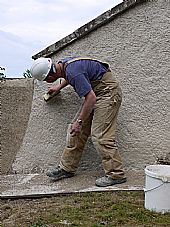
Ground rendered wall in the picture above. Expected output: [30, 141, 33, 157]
[12, 81, 102, 175]
[1, 1, 169, 175]
[49, 1, 170, 169]
[0, 79, 33, 174]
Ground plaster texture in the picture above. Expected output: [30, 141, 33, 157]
[45, 0, 170, 169]
[0, 79, 33, 174]
[1, 0, 170, 181]
[12, 80, 102, 175]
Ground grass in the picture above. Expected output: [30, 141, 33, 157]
[1, 191, 170, 227]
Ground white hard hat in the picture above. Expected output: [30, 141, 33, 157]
[30, 57, 52, 81]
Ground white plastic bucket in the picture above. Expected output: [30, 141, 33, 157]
[144, 165, 170, 213]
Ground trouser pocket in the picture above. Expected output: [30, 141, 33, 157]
[66, 124, 78, 148]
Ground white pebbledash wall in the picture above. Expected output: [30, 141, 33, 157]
[49, 1, 170, 169]
[10, 1, 169, 175]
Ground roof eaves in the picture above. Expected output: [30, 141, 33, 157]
[32, 0, 144, 60]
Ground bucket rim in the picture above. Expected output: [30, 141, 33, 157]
[145, 165, 170, 182]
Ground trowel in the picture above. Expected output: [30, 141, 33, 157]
[43, 78, 61, 102]
[43, 91, 60, 101]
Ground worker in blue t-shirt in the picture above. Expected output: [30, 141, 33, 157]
[30, 57, 126, 187]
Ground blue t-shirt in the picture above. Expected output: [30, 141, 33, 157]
[59, 57, 108, 97]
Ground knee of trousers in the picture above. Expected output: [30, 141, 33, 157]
[91, 135, 116, 146]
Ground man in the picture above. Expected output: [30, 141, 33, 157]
[30, 57, 126, 187]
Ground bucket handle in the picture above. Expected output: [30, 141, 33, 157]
[144, 182, 164, 193]
[161, 176, 170, 182]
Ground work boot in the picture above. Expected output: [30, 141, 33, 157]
[95, 175, 127, 187]
[46, 166, 74, 180]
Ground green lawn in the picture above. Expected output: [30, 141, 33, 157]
[1, 191, 170, 226]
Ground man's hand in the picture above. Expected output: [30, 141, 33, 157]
[48, 84, 61, 95]
[69, 90, 96, 136]
[70, 121, 82, 136]
[48, 79, 69, 94]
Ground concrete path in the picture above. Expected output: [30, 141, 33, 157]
[1, 169, 145, 199]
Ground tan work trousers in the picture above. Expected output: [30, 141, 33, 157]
[60, 71, 125, 179]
